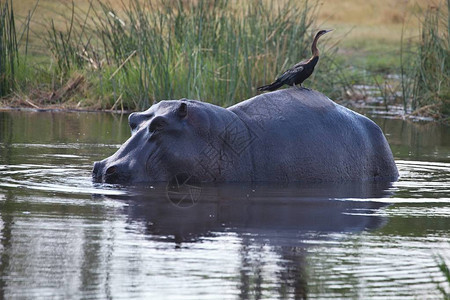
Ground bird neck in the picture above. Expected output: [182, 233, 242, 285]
[310, 56, 319, 64]
[311, 33, 321, 57]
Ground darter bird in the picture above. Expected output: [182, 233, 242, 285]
[257, 29, 333, 92]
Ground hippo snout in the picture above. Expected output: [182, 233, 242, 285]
[92, 160, 131, 184]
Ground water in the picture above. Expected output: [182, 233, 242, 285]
[0, 110, 449, 299]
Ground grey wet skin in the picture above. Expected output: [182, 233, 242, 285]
[92, 88, 399, 184]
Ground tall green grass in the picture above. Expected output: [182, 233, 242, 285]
[12, 0, 449, 118]
[42, 0, 344, 110]
[399, 1, 449, 120]
[0, 0, 37, 99]
[0, 0, 18, 97]
[435, 255, 450, 299]
[413, 1, 449, 117]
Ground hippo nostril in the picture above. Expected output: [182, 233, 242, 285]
[106, 166, 117, 175]
[103, 165, 128, 184]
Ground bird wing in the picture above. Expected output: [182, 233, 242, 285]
[276, 63, 304, 83]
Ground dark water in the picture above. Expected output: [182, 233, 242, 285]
[0, 110, 449, 299]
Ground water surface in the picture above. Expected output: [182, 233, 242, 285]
[0, 110, 449, 299]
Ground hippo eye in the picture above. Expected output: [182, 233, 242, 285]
[149, 117, 167, 133]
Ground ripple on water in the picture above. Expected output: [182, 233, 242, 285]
[1, 109, 449, 299]
[0, 159, 449, 203]
[0, 164, 127, 197]
[7, 142, 122, 149]
[397, 160, 450, 179]
[305, 234, 449, 299]
[392, 160, 450, 201]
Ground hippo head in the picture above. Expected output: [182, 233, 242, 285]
[92, 99, 227, 184]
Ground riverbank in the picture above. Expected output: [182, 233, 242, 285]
[0, 90, 444, 126]
[1, 0, 448, 123]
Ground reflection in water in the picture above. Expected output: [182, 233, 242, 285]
[0, 190, 14, 297]
[374, 116, 450, 163]
[96, 183, 391, 299]
[0, 111, 449, 299]
[113, 183, 392, 244]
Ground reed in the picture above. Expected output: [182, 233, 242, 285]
[0, 0, 18, 97]
[413, 2, 449, 118]
[0, 0, 38, 99]
[436, 255, 450, 298]
[4, 0, 447, 118]
[371, 1, 449, 120]
[41, 0, 345, 110]
[399, 1, 449, 120]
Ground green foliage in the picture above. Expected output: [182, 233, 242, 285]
[414, 2, 450, 116]
[5, 0, 447, 118]
[400, 1, 449, 120]
[436, 255, 450, 299]
[42, 0, 345, 110]
[0, 0, 37, 98]
[0, 0, 18, 97]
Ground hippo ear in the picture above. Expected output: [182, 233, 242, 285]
[178, 102, 188, 119]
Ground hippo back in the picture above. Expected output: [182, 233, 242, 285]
[228, 88, 398, 182]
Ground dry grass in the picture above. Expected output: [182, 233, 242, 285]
[317, 0, 432, 45]
[12, 0, 433, 48]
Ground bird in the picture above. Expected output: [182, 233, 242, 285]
[257, 29, 333, 92]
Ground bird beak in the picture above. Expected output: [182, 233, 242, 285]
[325, 29, 334, 33]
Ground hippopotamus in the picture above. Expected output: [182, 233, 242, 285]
[92, 88, 398, 184]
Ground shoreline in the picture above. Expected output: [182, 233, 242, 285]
[1, 98, 446, 125]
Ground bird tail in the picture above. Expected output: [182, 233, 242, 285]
[257, 80, 283, 92]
